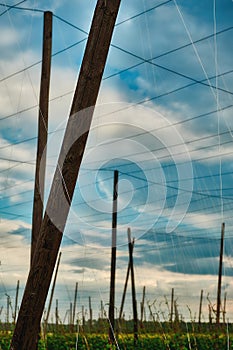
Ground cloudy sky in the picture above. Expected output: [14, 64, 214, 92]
[0, 0, 233, 324]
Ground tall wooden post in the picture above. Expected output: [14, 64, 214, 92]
[140, 286, 146, 326]
[44, 252, 62, 329]
[216, 222, 225, 324]
[82, 305, 85, 328]
[55, 299, 59, 330]
[209, 304, 212, 324]
[100, 300, 104, 319]
[13, 280, 20, 324]
[170, 288, 174, 323]
[6, 295, 10, 324]
[144, 304, 147, 322]
[31, 11, 52, 265]
[198, 289, 203, 324]
[89, 296, 93, 330]
[69, 303, 73, 330]
[223, 292, 227, 324]
[72, 282, 78, 326]
[128, 228, 138, 343]
[10, 2, 121, 349]
[174, 300, 179, 323]
[109, 170, 119, 343]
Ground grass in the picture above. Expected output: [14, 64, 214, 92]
[0, 322, 232, 350]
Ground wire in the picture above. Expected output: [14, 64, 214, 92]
[172, 0, 219, 103]
[1, 14, 231, 89]
[0, 210, 30, 219]
[0, 103, 232, 190]
[106, 25, 233, 81]
[0, 3, 43, 13]
[116, 0, 173, 26]
[0, 0, 28, 17]
[0, 156, 35, 165]
[111, 44, 233, 96]
[117, 170, 233, 201]
[0, 38, 87, 84]
[69, 191, 233, 226]
[0, 66, 232, 125]
[53, 14, 88, 35]
[82, 104, 233, 166]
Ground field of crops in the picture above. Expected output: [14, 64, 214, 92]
[1, 324, 233, 349]
[0, 332, 232, 349]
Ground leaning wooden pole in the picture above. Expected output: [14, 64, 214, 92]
[119, 240, 134, 320]
[31, 11, 52, 266]
[10, 2, 121, 348]
[119, 262, 130, 321]
[216, 222, 225, 324]
[109, 170, 119, 343]
[128, 228, 138, 343]
[44, 252, 62, 330]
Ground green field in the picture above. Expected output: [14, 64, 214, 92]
[1, 322, 232, 349]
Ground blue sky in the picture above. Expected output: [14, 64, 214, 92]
[0, 0, 233, 324]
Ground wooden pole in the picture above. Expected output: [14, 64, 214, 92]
[119, 262, 130, 320]
[140, 286, 146, 326]
[6, 295, 10, 324]
[89, 296, 93, 330]
[101, 300, 104, 319]
[147, 302, 155, 323]
[223, 292, 227, 324]
[128, 228, 138, 343]
[208, 304, 212, 324]
[82, 305, 85, 328]
[44, 251, 62, 335]
[198, 289, 203, 324]
[69, 303, 73, 330]
[119, 240, 135, 320]
[55, 299, 59, 330]
[10, 2, 121, 349]
[31, 11, 52, 265]
[72, 282, 78, 326]
[216, 222, 225, 324]
[170, 288, 174, 323]
[109, 170, 119, 343]
[13, 280, 20, 324]
[174, 300, 179, 323]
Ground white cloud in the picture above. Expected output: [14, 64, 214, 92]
[0, 219, 30, 285]
[182, 212, 228, 231]
[0, 27, 22, 49]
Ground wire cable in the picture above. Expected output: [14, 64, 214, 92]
[0, 2, 43, 13]
[111, 44, 233, 96]
[0, 0, 27, 17]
